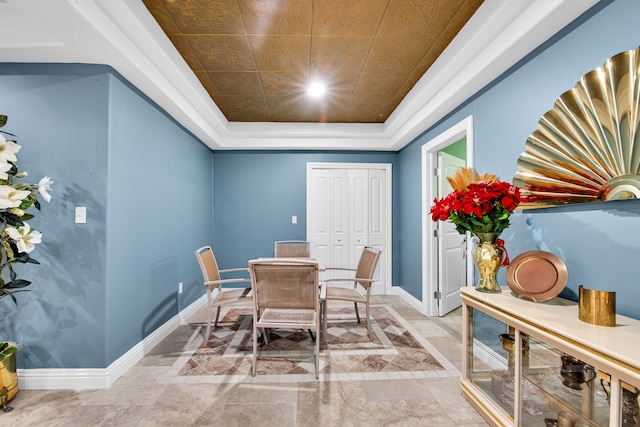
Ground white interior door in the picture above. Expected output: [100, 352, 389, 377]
[422, 115, 474, 317]
[438, 152, 467, 316]
[307, 163, 390, 294]
[366, 168, 386, 293]
[309, 168, 348, 275]
[349, 169, 368, 267]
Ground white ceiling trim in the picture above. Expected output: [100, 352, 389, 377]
[1, 0, 599, 151]
[385, 0, 600, 150]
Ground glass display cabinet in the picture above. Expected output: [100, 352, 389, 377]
[461, 287, 640, 426]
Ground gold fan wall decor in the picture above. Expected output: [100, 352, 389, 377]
[514, 45, 640, 207]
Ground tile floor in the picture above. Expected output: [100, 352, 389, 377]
[1, 296, 488, 426]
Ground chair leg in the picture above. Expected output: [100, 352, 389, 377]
[213, 306, 221, 329]
[321, 300, 327, 347]
[202, 300, 213, 348]
[365, 302, 372, 340]
[252, 324, 257, 377]
[354, 302, 361, 323]
[314, 326, 320, 379]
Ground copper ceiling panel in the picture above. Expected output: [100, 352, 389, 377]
[143, 0, 484, 123]
[211, 72, 262, 96]
[187, 35, 257, 71]
[237, 0, 312, 35]
[312, 0, 388, 37]
[163, 0, 244, 34]
[248, 35, 309, 72]
[259, 72, 306, 97]
[377, 0, 463, 38]
[310, 37, 371, 75]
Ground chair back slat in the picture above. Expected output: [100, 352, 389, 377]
[274, 241, 311, 258]
[355, 247, 382, 289]
[250, 260, 319, 311]
[195, 246, 221, 283]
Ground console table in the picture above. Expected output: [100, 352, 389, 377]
[461, 286, 640, 426]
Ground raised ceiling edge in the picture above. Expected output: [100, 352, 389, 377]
[4, 0, 599, 151]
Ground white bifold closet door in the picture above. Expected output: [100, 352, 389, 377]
[308, 166, 388, 295]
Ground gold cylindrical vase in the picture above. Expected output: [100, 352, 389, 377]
[578, 285, 616, 327]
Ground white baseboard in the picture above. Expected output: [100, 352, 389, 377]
[391, 285, 426, 315]
[18, 295, 207, 390]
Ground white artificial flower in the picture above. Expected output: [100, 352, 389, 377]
[38, 176, 54, 202]
[0, 185, 30, 209]
[4, 223, 41, 254]
[0, 134, 20, 163]
[0, 160, 11, 180]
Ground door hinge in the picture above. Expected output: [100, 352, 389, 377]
[433, 229, 441, 238]
[434, 291, 442, 299]
[434, 167, 440, 176]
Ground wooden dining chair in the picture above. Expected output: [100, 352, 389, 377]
[274, 240, 311, 258]
[249, 258, 323, 379]
[194, 246, 251, 347]
[321, 246, 381, 342]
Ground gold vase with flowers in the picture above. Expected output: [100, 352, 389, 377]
[430, 168, 522, 293]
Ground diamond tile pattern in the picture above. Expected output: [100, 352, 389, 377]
[143, 0, 483, 123]
[173, 305, 457, 381]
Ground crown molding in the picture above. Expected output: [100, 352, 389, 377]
[1, 0, 598, 151]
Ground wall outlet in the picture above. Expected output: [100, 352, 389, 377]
[178, 282, 183, 294]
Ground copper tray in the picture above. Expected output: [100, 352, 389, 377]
[506, 251, 568, 302]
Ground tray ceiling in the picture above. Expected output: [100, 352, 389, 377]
[142, 0, 482, 124]
[0, 1, 600, 150]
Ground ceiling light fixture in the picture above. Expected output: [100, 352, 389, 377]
[307, 81, 326, 99]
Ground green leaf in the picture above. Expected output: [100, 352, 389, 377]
[11, 252, 32, 263]
[0, 212, 24, 227]
[0, 344, 17, 362]
[5, 279, 31, 289]
[26, 257, 40, 265]
[0, 115, 6, 128]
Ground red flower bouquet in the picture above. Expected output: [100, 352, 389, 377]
[430, 168, 522, 236]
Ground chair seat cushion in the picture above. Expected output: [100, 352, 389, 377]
[325, 287, 366, 302]
[259, 308, 316, 324]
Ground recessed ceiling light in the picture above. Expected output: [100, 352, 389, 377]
[307, 81, 326, 98]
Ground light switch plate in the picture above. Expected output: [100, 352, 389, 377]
[292, 215, 297, 224]
[75, 206, 87, 224]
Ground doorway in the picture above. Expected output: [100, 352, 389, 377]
[421, 116, 474, 316]
[306, 162, 392, 295]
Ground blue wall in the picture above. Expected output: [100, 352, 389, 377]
[0, 64, 212, 368]
[212, 151, 400, 284]
[398, 0, 640, 318]
[106, 74, 213, 363]
[1, 0, 639, 372]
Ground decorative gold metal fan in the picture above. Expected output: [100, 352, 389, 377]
[514, 45, 640, 207]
